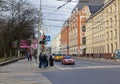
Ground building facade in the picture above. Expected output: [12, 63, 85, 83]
[60, 22, 69, 55]
[68, 10, 78, 55]
[85, 0, 120, 58]
[68, 7, 88, 55]
[51, 33, 61, 54]
[59, 0, 105, 56]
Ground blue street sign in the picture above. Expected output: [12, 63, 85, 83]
[45, 36, 51, 41]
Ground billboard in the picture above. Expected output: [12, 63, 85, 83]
[20, 40, 29, 48]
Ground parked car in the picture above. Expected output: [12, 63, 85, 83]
[61, 56, 75, 65]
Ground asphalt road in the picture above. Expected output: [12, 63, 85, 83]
[42, 59, 120, 84]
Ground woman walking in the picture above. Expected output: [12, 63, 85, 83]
[49, 55, 54, 66]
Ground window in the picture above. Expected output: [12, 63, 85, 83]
[82, 37, 86, 45]
[114, 3, 117, 12]
[110, 7, 112, 14]
[107, 32, 109, 40]
[111, 30, 113, 39]
[114, 15, 117, 26]
[110, 18, 112, 27]
[82, 25, 86, 32]
[115, 29, 117, 38]
[111, 43, 113, 53]
[106, 10, 108, 17]
[107, 44, 109, 53]
[115, 42, 117, 50]
[106, 20, 108, 28]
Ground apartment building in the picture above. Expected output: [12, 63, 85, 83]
[67, 0, 104, 55]
[60, 0, 105, 55]
[85, 0, 120, 58]
[60, 22, 69, 55]
[68, 7, 87, 55]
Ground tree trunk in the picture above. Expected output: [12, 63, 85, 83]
[4, 48, 7, 60]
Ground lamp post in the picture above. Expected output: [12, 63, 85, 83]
[37, 0, 42, 63]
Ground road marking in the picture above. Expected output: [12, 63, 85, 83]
[55, 65, 120, 70]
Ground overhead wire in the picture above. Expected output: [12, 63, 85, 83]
[42, 0, 120, 30]
[42, 0, 73, 17]
[41, 0, 79, 31]
[42, 5, 72, 12]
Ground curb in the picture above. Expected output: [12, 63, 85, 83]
[0, 57, 26, 66]
[77, 57, 120, 64]
[0, 58, 18, 66]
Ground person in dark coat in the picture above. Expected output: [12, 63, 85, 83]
[49, 55, 54, 66]
[29, 53, 32, 61]
[41, 53, 48, 68]
[39, 52, 42, 68]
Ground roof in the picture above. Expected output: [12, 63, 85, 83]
[88, 5, 103, 14]
[86, 0, 114, 21]
[74, 0, 105, 11]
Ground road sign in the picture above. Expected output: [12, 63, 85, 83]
[45, 36, 51, 41]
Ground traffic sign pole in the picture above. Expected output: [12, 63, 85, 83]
[37, 0, 42, 63]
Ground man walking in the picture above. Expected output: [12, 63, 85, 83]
[39, 51, 48, 69]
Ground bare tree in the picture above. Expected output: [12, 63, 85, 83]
[0, 0, 39, 59]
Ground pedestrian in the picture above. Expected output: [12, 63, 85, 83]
[99, 53, 102, 58]
[39, 51, 48, 69]
[46, 54, 49, 67]
[111, 53, 114, 59]
[30, 53, 32, 61]
[41, 52, 48, 68]
[27, 53, 30, 61]
[39, 52, 42, 68]
[49, 55, 54, 66]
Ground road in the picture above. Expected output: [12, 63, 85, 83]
[0, 58, 120, 84]
[42, 59, 120, 84]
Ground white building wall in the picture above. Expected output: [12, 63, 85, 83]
[51, 33, 61, 54]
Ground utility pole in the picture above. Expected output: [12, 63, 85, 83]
[37, 0, 42, 63]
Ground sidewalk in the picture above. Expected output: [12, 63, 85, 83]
[0, 58, 53, 84]
[77, 57, 120, 64]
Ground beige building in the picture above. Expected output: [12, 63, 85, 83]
[67, 0, 104, 55]
[85, 0, 120, 58]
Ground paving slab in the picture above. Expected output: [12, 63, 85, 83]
[0, 59, 53, 84]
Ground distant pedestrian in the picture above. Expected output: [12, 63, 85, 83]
[49, 55, 54, 66]
[91, 53, 93, 58]
[27, 53, 30, 61]
[111, 53, 114, 59]
[30, 54, 32, 61]
[99, 53, 102, 58]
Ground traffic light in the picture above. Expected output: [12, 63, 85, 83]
[39, 34, 46, 44]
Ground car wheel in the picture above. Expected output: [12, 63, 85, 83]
[72, 63, 75, 65]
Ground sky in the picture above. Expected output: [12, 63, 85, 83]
[27, 0, 78, 46]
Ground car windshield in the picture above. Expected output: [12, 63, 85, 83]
[56, 54, 62, 56]
[64, 56, 72, 59]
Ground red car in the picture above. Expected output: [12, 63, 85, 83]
[61, 56, 75, 65]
